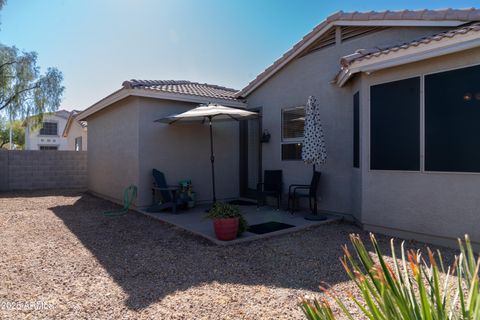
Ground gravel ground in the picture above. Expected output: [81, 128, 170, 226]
[0, 191, 457, 319]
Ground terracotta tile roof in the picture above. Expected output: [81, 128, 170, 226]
[236, 8, 480, 97]
[122, 80, 239, 101]
[340, 22, 480, 67]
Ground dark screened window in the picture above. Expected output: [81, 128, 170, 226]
[425, 65, 480, 172]
[370, 77, 420, 170]
[39, 122, 58, 136]
[353, 92, 360, 168]
[39, 146, 58, 150]
[282, 143, 302, 160]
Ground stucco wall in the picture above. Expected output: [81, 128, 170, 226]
[137, 97, 239, 208]
[66, 122, 88, 151]
[85, 96, 240, 208]
[245, 26, 446, 216]
[85, 97, 140, 204]
[350, 79, 362, 222]
[359, 47, 480, 248]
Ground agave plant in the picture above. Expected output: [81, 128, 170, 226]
[300, 234, 480, 320]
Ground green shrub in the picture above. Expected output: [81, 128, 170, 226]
[300, 234, 480, 320]
[206, 202, 247, 235]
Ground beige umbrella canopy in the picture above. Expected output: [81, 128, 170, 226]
[157, 104, 258, 124]
[155, 103, 259, 204]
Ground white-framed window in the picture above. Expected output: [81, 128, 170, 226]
[39, 122, 58, 136]
[281, 106, 305, 160]
[74, 137, 82, 151]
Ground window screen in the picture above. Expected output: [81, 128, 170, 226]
[40, 122, 58, 136]
[353, 92, 360, 168]
[425, 65, 480, 172]
[282, 107, 305, 140]
[370, 77, 420, 170]
[281, 143, 302, 160]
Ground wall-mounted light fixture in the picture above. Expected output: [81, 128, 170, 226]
[463, 93, 472, 101]
[260, 129, 271, 143]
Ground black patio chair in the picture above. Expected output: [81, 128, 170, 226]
[287, 171, 321, 214]
[257, 170, 283, 209]
[147, 169, 181, 214]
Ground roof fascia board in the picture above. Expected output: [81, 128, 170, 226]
[333, 20, 466, 27]
[338, 34, 480, 86]
[336, 70, 352, 87]
[362, 38, 480, 72]
[78, 88, 246, 121]
[62, 115, 73, 137]
[77, 88, 129, 120]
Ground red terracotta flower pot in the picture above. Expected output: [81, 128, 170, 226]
[213, 217, 239, 241]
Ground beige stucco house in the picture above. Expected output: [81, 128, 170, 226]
[62, 110, 88, 151]
[79, 8, 480, 249]
[78, 80, 245, 207]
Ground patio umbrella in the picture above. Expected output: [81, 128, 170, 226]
[155, 104, 259, 205]
[301, 95, 327, 220]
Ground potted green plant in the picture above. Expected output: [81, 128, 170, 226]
[206, 203, 247, 241]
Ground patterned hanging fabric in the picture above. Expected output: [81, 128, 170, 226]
[302, 96, 327, 165]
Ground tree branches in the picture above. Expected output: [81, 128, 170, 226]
[0, 44, 64, 124]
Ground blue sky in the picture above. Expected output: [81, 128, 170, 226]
[1, 0, 478, 111]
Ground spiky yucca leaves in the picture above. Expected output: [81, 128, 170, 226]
[300, 234, 480, 320]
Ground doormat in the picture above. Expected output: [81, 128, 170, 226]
[228, 199, 257, 206]
[248, 221, 295, 234]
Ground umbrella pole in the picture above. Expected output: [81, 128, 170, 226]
[208, 116, 217, 204]
[313, 164, 317, 215]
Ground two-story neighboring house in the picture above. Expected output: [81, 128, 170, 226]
[24, 109, 87, 151]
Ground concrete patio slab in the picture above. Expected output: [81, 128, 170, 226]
[137, 203, 340, 245]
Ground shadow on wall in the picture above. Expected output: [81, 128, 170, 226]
[49, 193, 457, 311]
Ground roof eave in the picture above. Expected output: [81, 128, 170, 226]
[336, 68, 354, 87]
[337, 32, 480, 87]
[78, 88, 246, 121]
[334, 19, 468, 27]
[62, 114, 74, 137]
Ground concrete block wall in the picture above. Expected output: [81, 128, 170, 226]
[0, 151, 8, 191]
[0, 150, 87, 191]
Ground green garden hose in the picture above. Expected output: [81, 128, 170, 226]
[103, 185, 138, 217]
